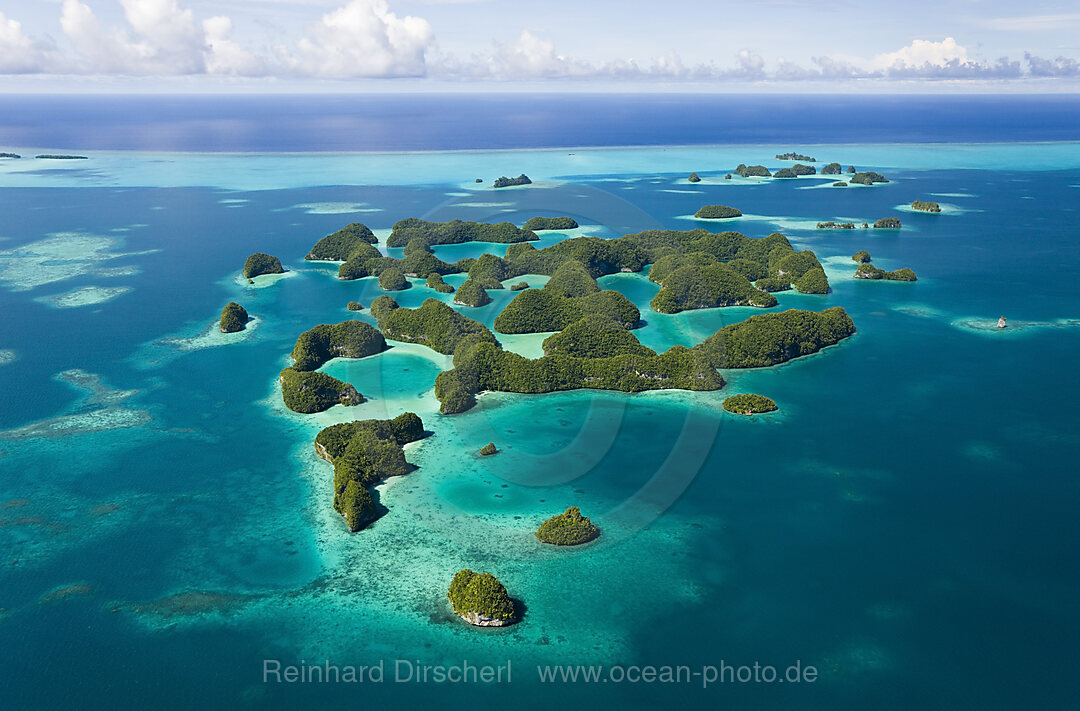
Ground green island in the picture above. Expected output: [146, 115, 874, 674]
[425, 273, 455, 293]
[847, 165, 857, 173]
[378, 267, 409, 291]
[478, 442, 498, 456]
[279, 367, 363, 414]
[535, 507, 600, 546]
[832, 181, 848, 187]
[219, 302, 248, 333]
[850, 171, 889, 185]
[722, 393, 778, 415]
[243, 253, 285, 278]
[873, 217, 902, 228]
[852, 250, 872, 263]
[818, 222, 856, 230]
[694, 205, 743, 219]
[377, 298, 498, 355]
[776, 152, 815, 162]
[447, 570, 517, 626]
[290, 320, 387, 371]
[688, 172, 701, 183]
[35, 154, 88, 160]
[493, 174, 532, 188]
[347, 301, 364, 311]
[523, 216, 579, 231]
[387, 218, 536, 248]
[854, 264, 918, 281]
[453, 279, 492, 307]
[306, 223, 377, 261]
[773, 168, 798, 178]
[509, 281, 530, 291]
[821, 162, 843, 175]
[494, 261, 640, 334]
[791, 164, 817, 175]
[314, 413, 425, 531]
[734, 164, 771, 177]
[0, 152, 20, 159]
[649, 256, 777, 312]
[542, 315, 656, 358]
[370, 295, 399, 320]
[911, 200, 942, 213]
[755, 276, 792, 292]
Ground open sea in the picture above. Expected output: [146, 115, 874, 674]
[0, 94, 1078, 709]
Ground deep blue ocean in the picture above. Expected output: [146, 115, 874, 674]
[0, 94, 1078, 710]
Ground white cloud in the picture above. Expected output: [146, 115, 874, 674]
[1025, 52, 1080, 77]
[203, 16, 264, 76]
[874, 37, 969, 71]
[279, 0, 434, 78]
[61, 0, 205, 74]
[0, 11, 62, 73]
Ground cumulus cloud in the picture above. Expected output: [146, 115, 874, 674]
[279, 0, 434, 77]
[1025, 52, 1080, 77]
[0, 10, 64, 73]
[203, 16, 264, 76]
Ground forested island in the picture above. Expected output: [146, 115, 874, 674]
[821, 163, 843, 175]
[0, 152, 20, 159]
[377, 298, 498, 354]
[378, 267, 409, 291]
[306, 223, 377, 260]
[290, 321, 387, 370]
[314, 413, 425, 531]
[873, 217, 902, 228]
[219, 302, 248, 333]
[35, 154, 88, 160]
[347, 301, 364, 311]
[911, 200, 942, 213]
[852, 250, 872, 263]
[447, 570, 516, 626]
[722, 394, 778, 415]
[279, 368, 363, 414]
[523, 216, 579, 231]
[243, 253, 284, 278]
[688, 172, 701, 183]
[453, 279, 492, 307]
[817, 222, 856, 230]
[776, 152, 815, 162]
[426, 273, 455, 293]
[734, 164, 771, 177]
[694, 205, 743, 219]
[478, 442, 498, 456]
[854, 264, 918, 281]
[850, 171, 889, 185]
[536, 507, 600, 545]
[494, 261, 639, 333]
[386, 218, 537, 247]
[493, 174, 532, 188]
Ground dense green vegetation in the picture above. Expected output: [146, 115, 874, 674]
[734, 164, 771, 177]
[821, 162, 843, 175]
[523, 216, 579, 231]
[535, 506, 600, 545]
[378, 267, 409, 291]
[694, 307, 856, 369]
[847, 165, 856, 173]
[347, 301, 364, 311]
[852, 250, 872, 263]
[453, 279, 492, 307]
[509, 281, 530, 291]
[279, 367, 363, 414]
[722, 393, 778, 415]
[854, 264, 918, 281]
[694, 205, 743, 219]
[370, 295, 399, 320]
[776, 152, 815, 162]
[35, 154, 87, 160]
[542, 315, 656, 358]
[493, 174, 531, 188]
[911, 200, 941, 213]
[434, 340, 724, 414]
[755, 276, 792, 292]
[336, 242, 385, 280]
[873, 217, 902, 228]
[773, 168, 798, 178]
[650, 261, 777, 313]
[387, 218, 536, 248]
[314, 413, 425, 532]
[447, 570, 516, 625]
[688, 172, 701, 182]
[0, 152, 20, 158]
[791, 164, 817, 175]
[478, 442, 497, 456]
[794, 267, 830, 294]
[832, 182, 848, 187]
[850, 171, 889, 185]
[494, 262, 640, 334]
[817, 222, 856, 229]
[243, 253, 284, 278]
[378, 298, 498, 354]
[291, 321, 387, 371]
[219, 302, 248, 333]
[306, 223, 377, 261]
[426, 273, 455, 293]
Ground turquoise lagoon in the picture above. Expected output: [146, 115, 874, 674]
[1, 141, 1079, 710]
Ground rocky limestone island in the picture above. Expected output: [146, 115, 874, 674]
[475, 178, 483, 183]
[35, 154, 88, 160]
[279, 367, 363, 414]
[854, 264, 918, 281]
[847, 165, 856, 173]
[773, 168, 798, 178]
[734, 164, 771, 178]
[832, 181, 848, 187]
[817, 222, 856, 230]
[852, 250, 872, 263]
[447, 570, 517, 627]
[478, 442, 498, 456]
[425, 273, 455, 293]
[509, 281, 530, 291]
[873, 217, 902, 228]
[850, 171, 889, 185]
[911, 200, 942, 213]
[243, 253, 285, 279]
[694, 204, 743, 219]
[378, 267, 409, 291]
[290, 320, 387, 371]
[453, 279, 492, 307]
[821, 162, 843, 175]
[523, 216, 578, 231]
[219, 302, 249, 333]
[722, 393, 778, 415]
[346, 301, 364, 311]
[535, 506, 600, 545]
[0, 152, 20, 159]
[776, 152, 816, 162]
[688, 172, 701, 183]
[306, 223, 378, 261]
[493, 174, 532, 188]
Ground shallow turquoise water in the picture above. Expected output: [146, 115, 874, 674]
[0, 143, 1078, 710]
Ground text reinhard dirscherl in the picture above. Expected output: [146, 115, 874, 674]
[262, 659, 819, 688]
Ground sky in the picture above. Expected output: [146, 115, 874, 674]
[0, 0, 1079, 92]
